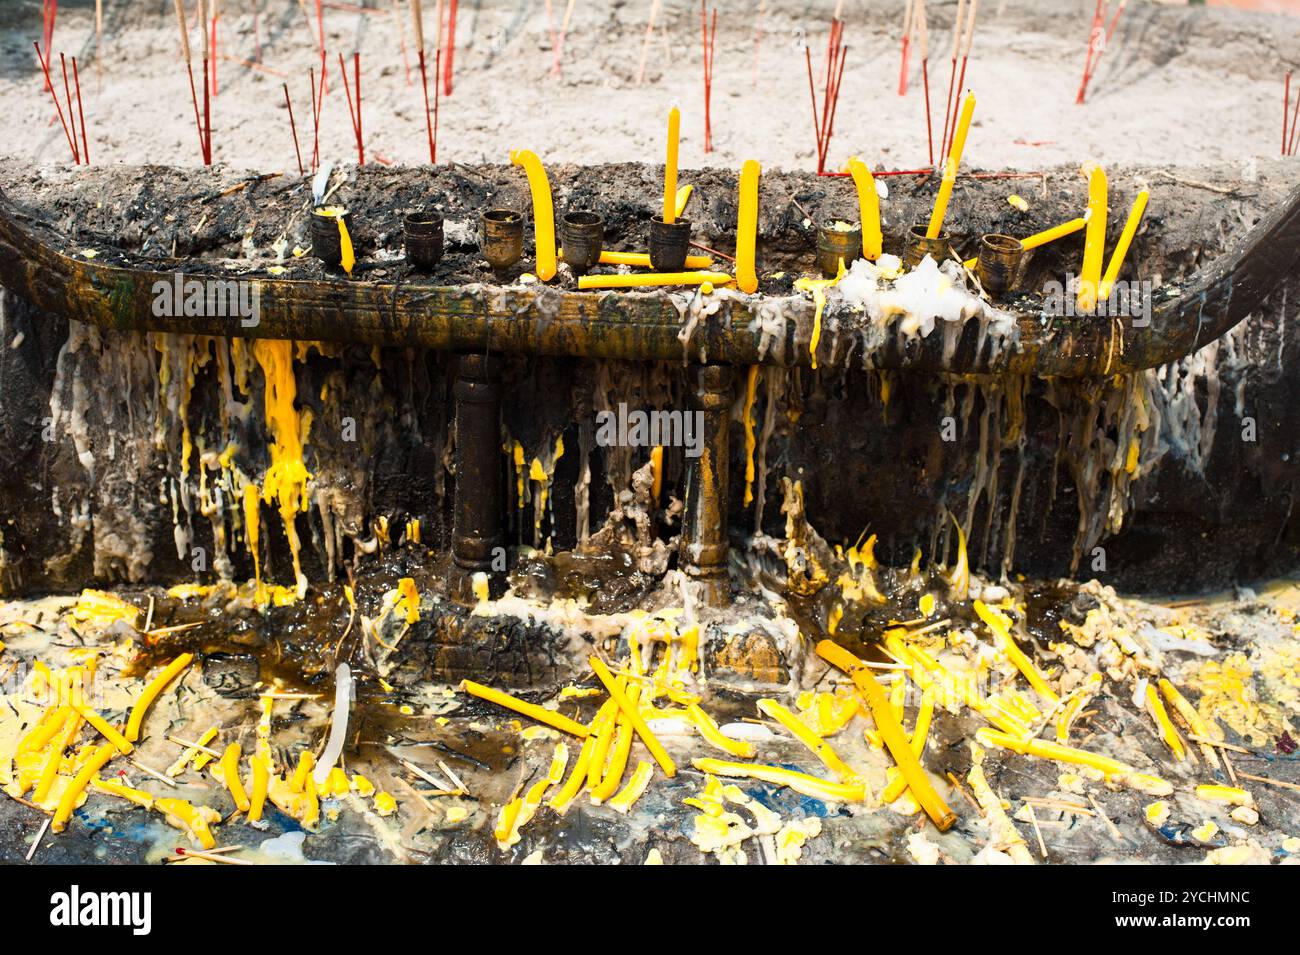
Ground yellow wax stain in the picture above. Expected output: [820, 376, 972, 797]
[242, 482, 262, 596]
[742, 365, 759, 506]
[512, 440, 527, 509]
[794, 261, 844, 370]
[846, 156, 882, 259]
[650, 445, 664, 505]
[251, 340, 312, 599]
[1007, 194, 1029, 211]
[335, 217, 355, 275]
[395, 577, 420, 624]
[735, 159, 760, 294]
[509, 149, 557, 281]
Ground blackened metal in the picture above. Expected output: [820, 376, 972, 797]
[977, 233, 1024, 295]
[649, 216, 691, 272]
[816, 220, 862, 277]
[479, 209, 524, 274]
[2, 183, 1299, 377]
[680, 363, 733, 607]
[904, 223, 953, 268]
[404, 211, 445, 272]
[560, 211, 604, 275]
[451, 353, 504, 602]
[311, 209, 354, 271]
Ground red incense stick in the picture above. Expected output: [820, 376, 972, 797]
[339, 52, 364, 164]
[443, 0, 458, 96]
[34, 43, 77, 162]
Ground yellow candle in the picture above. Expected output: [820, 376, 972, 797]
[590, 249, 712, 269]
[757, 698, 860, 784]
[52, 741, 117, 832]
[219, 742, 251, 811]
[927, 92, 976, 239]
[1195, 784, 1252, 807]
[589, 656, 676, 776]
[509, 149, 557, 282]
[847, 156, 882, 259]
[72, 700, 134, 755]
[962, 216, 1088, 270]
[1097, 189, 1147, 301]
[248, 754, 270, 822]
[578, 270, 734, 290]
[462, 679, 591, 738]
[1144, 682, 1186, 762]
[663, 106, 680, 224]
[591, 686, 640, 803]
[817, 640, 957, 830]
[585, 695, 621, 789]
[290, 750, 315, 792]
[1077, 163, 1108, 312]
[692, 757, 867, 803]
[608, 760, 654, 813]
[735, 160, 761, 294]
[974, 601, 1059, 704]
[686, 702, 755, 758]
[91, 777, 155, 809]
[880, 683, 935, 804]
[125, 653, 194, 742]
[975, 727, 1130, 776]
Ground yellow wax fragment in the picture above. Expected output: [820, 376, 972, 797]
[91, 778, 154, 809]
[589, 656, 676, 777]
[742, 365, 758, 506]
[663, 107, 680, 224]
[248, 754, 270, 822]
[608, 761, 654, 813]
[350, 773, 376, 797]
[650, 445, 664, 504]
[846, 156, 882, 259]
[674, 184, 693, 219]
[692, 758, 866, 803]
[1195, 784, 1252, 807]
[1007, 194, 1029, 211]
[510, 149, 557, 281]
[374, 791, 398, 816]
[594, 250, 713, 269]
[757, 699, 860, 784]
[337, 216, 355, 275]
[1145, 683, 1186, 761]
[735, 159, 761, 294]
[72, 701, 133, 755]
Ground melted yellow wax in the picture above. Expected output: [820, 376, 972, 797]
[251, 340, 312, 599]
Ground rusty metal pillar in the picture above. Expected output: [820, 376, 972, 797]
[680, 363, 733, 607]
[451, 353, 504, 602]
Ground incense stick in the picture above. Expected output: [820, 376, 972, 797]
[917, 0, 932, 166]
[1285, 71, 1292, 157]
[701, 2, 717, 154]
[946, 0, 978, 153]
[442, 0, 458, 96]
[73, 56, 89, 165]
[33, 43, 78, 163]
[636, 0, 661, 86]
[59, 52, 82, 164]
[938, 0, 964, 160]
[898, 0, 915, 95]
[339, 52, 364, 165]
[284, 83, 304, 175]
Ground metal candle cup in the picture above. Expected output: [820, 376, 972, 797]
[976, 233, 1024, 295]
[480, 209, 524, 273]
[816, 220, 863, 277]
[648, 216, 691, 272]
[904, 223, 952, 268]
[404, 210, 445, 272]
[311, 208, 355, 271]
[560, 211, 605, 275]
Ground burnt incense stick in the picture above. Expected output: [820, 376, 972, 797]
[33, 42, 77, 162]
[73, 56, 88, 165]
[59, 52, 81, 164]
[898, 0, 914, 95]
[283, 83, 303, 175]
[414, 0, 436, 162]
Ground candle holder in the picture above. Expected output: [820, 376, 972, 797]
[976, 233, 1024, 295]
[560, 211, 605, 276]
[904, 223, 953, 269]
[311, 207, 355, 272]
[480, 209, 524, 275]
[816, 220, 863, 278]
[404, 210, 445, 272]
[649, 216, 691, 272]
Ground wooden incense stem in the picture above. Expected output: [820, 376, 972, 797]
[917, 0, 932, 167]
[72, 56, 89, 165]
[414, 0, 436, 163]
[898, 0, 915, 95]
[938, 0, 965, 160]
[636, 0, 660, 86]
[283, 83, 303, 175]
[33, 43, 77, 162]
[199, 0, 211, 164]
[946, 0, 978, 153]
